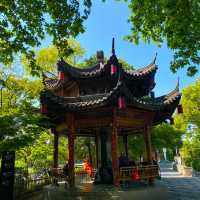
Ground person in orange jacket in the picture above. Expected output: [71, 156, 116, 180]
[83, 159, 93, 177]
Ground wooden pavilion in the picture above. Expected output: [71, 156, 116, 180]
[40, 39, 181, 187]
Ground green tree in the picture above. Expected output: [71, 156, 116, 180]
[152, 123, 183, 151]
[179, 80, 200, 127]
[123, 0, 200, 76]
[0, 0, 92, 75]
[180, 128, 200, 170]
[174, 79, 200, 170]
[79, 54, 134, 70]
[15, 131, 53, 172]
[22, 38, 86, 74]
[0, 69, 48, 151]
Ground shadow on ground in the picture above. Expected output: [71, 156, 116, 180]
[23, 161, 200, 200]
[26, 180, 169, 200]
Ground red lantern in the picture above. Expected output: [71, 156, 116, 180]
[118, 96, 126, 109]
[59, 71, 65, 80]
[177, 104, 183, 114]
[131, 169, 140, 181]
[111, 64, 117, 75]
[40, 104, 47, 114]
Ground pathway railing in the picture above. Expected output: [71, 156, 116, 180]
[50, 167, 96, 184]
[119, 165, 160, 181]
[14, 172, 51, 199]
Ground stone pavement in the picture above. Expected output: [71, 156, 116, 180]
[24, 161, 200, 200]
[160, 161, 200, 200]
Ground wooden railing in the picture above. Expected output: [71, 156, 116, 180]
[119, 165, 160, 181]
[14, 173, 51, 199]
[50, 167, 96, 184]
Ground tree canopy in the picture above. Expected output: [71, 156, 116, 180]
[0, 69, 49, 151]
[1, 1, 198, 76]
[174, 79, 200, 170]
[22, 38, 85, 75]
[175, 79, 200, 129]
[152, 123, 184, 151]
[123, 0, 200, 76]
[0, 0, 92, 75]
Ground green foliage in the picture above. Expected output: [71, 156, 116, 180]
[58, 136, 68, 165]
[127, 135, 145, 160]
[0, 0, 92, 75]
[22, 38, 86, 75]
[123, 0, 200, 76]
[179, 80, 200, 127]
[75, 137, 95, 162]
[118, 58, 134, 71]
[174, 79, 200, 170]
[0, 69, 49, 151]
[180, 130, 200, 170]
[15, 131, 53, 172]
[79, 54, 134, 70]
[152, 123, 184, 150]
[78, 55, 98, 68]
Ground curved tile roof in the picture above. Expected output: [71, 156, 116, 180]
[41, 79, 181, 112]
[57, 59, 106, 78]
[123, 62, 157, 77]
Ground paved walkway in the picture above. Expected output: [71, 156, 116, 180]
[160, 161, 200, 200]
[24, 161, 200, 200]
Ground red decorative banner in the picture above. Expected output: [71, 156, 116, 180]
[111, 64, 117, 75]
[118, 96, 126, 109]
[40, 104, 47, 114]
[59, 71, 65, 80]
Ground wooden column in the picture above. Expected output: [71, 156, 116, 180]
[53, 129, 59, 168]
[111, 109, 119, 186]
[67, 113, 75, 187]
[95, 135, 99, 169]
[123, 135, 128, 158]
[144, 125, 152, 163]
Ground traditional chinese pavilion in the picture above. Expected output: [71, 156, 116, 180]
[40, 39, 181, 187]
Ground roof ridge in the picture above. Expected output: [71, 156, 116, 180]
[123, 55, 158, 76]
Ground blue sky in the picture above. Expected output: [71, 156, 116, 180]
[42, 0, 199, 97]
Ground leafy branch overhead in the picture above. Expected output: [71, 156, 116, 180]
[124, 0, 200, 76]
[0, 0, 92, 75]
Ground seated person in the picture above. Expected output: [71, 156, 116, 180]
[129, 160, 136, 166]
[152, 159, 158, 165]
[63, 162, 69, 177]
[119, 153, 129, 167]
[83, 159, 93, 176]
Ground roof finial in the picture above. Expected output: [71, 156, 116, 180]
[153, 52, 157, 64]
[176, 77, 180, 92]
[112, 37, 115, 55]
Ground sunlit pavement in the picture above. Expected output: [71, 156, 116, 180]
[25, 161, 200, 200]
[160, 161, 200, 200]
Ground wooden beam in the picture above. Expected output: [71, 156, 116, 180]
[116, 117, 145, 128]
[75, 117, 112, 129]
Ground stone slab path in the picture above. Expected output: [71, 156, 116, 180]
[24, 161, 200, 200]
[160, 161, 200, 200]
